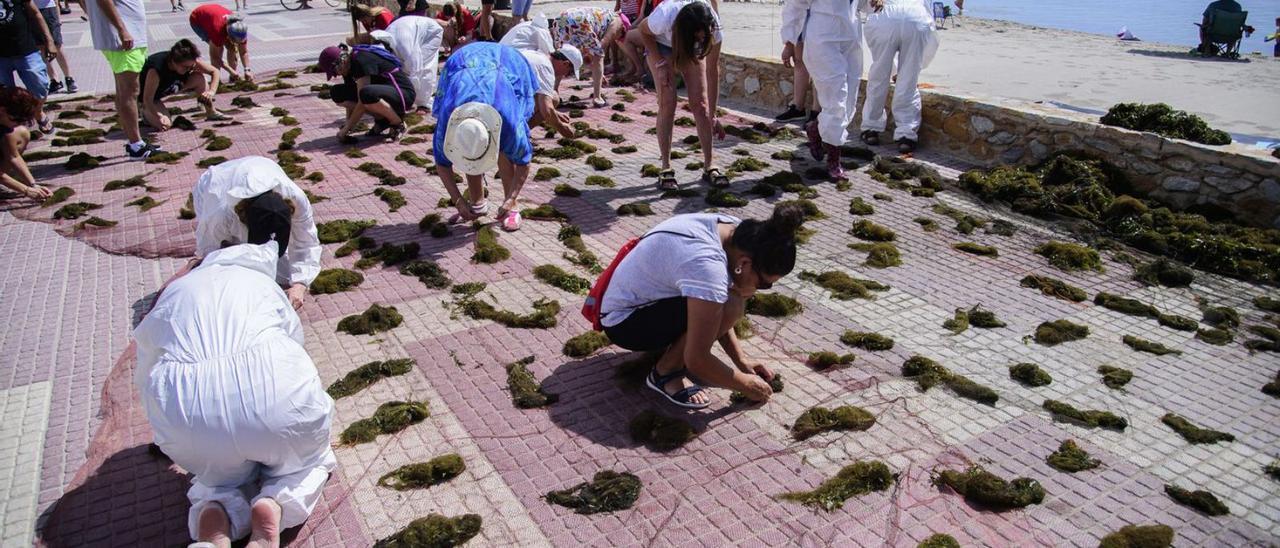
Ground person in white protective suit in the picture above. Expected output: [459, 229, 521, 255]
[500, 16, 555, 56]
[375, 17, 444, 114]
[859, 0, 939, 153]
[134, 241, 336, 548]
[192, 155, 321, 310]
[782, 0, 869, 181]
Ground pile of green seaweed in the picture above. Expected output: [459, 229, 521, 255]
[959, 154, 1280, 284]
[1100, 103, 1231, 146]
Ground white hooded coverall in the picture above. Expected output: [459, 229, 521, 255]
[860, 0, 938, 141]
[133, 242, 336, 541]
[193, 156, 322, 289]
[500, 19, 555, 55]
[384, 16, 445, 109]
[781, 0, 867, 146]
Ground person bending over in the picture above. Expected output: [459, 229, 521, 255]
[554, 7, 634, 106]
[599, 203, 806, 408]
[433, 42, 566, 231]
[378, 16, 445, 113]
[352, 3, 393, 32]
[859, 0, 937, 153]
[0, 86, 52, 201]
[188, 3, 252, 82]
[317, 43, 416, 143]
[134, 241, 335, 548]
[192, 156, 321, 310]
[629, 0, 726, 190]
[140, 39, 226, 131]
[436, 2, 478, 52]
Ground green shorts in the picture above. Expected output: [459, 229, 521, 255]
[101, 47, 148, 74]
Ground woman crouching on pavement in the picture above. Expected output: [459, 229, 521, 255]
[598, 203, 805, 408]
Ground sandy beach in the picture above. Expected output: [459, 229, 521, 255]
[523, 1, 1280, 140]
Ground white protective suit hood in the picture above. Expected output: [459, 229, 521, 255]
[200, 241, 281, 279]
[212, 156, 292, 200]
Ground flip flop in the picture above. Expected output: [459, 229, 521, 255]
[657, 169, 678, 191]
[384, 123, 407, 143]
[702, 167, 730, 188]
[645, 365, 710, 409]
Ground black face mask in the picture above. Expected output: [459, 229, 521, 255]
[244, 192, 292, 257]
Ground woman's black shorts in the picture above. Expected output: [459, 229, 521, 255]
[329, 83, 414, 116]
[604, 297, 687, 352]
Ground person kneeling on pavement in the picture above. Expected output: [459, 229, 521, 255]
[0, 86, 52, 201]
[140, 38, 228, 131]
[134, 241, 336, 548]
[191, 156, 321, 309]
[597, 203, 807, 408]
[317, 43, 415, 143]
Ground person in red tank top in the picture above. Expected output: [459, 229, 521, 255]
[188, 3, 252, 82]
[352, 3, 393, 31]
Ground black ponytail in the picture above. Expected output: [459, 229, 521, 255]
[731, 203, 804, 277]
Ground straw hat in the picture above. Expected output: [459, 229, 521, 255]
[443, 102, 502, 175]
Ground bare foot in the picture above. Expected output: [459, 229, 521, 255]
[663, 375, 710, 405]
[196, 503, 232, 548]
[246, 498, 282, 548]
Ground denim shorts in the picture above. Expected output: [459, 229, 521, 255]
[511, 0, 532, 17]
[0, 51, 50, 99]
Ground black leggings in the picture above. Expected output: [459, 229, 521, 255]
[604, 297, 688, 352]
[330, 83, 414, 116]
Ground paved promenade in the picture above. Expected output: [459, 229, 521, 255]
[2, 64, 1278, 547]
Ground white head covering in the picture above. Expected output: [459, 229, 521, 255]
[443, 102, 502, 175]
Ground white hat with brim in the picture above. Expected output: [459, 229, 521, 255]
[558, 44, 583, 80]
[443, 102, 502, 176]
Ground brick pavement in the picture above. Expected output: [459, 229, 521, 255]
[3, 67, 1278, 547]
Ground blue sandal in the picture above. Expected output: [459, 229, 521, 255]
[646, 366, 710, 409]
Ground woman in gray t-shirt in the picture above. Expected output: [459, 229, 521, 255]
[600, 203, 806, 408]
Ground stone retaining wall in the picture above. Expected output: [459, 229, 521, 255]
[443, 5, 1280, 228]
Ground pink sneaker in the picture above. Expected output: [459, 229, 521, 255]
[500, 210, 522, 232]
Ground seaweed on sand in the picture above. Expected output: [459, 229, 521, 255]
[327, 358, 413, 399]
[932, 466, 1045, 510]
[506, 356, 559, 408]
[1100, 102, 1230, 145]
[791, 406, 875, 440]
[339, 400, 428, 445]
[779, 461, 894, 511]
[902, 356, 999, 405]
[373, 453, 465, 491]
[1042, 399, 1127, 430]
[337, 304, 403, 335]
[373, 514, 480, 548]
[545, 471, 642, 514]
[629, 410, 696, 451]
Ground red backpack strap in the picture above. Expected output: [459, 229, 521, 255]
[581, 237, 642, 331]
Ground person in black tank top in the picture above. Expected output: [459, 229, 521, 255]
[139, 39, 226, 132]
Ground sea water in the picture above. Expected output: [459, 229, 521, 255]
[958, 0, 1277, 54]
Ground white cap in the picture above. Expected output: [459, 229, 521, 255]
[557, 44, 582, 80]
[443, 102, 502, 176]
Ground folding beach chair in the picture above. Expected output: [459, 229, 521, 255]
[1195, 9, 1248, 59]
[932, 2, 950, 29]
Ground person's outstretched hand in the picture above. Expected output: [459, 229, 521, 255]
[286, 283, 306, 310]
[746, 362, 774, 382]
[738, 372, 773, 402]
[781, 42, 795, 68]
[24, 185, 52, 200]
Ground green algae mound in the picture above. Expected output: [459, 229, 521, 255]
[1122, 335, 1180, 356]
[377, 454, 465, 490]
[1098, 524, 1174, 548]
[918, 534, 961, 548]
[1009, 363, 1052, 387]
[472, 225, 511, 264]
[1164, 485, 1228, 516]
[1034, 320, 1090, 346]
[791, 405, 875, 440]
[506, 356, 558, 409]
[1160, 413, 1234, 444]
[932, 466, 1045, 510]
[779, 460, 895, 511]
[545, 471, 642, 514]
[311, 268, 364, 295]
[903, 356, 999, 405]
[533, 264, 591, 295]
[374, 513, 481, 548]
[318, 219, 376, 243]
[841, 330, 894, 350]
[808, 352, 854, 371]
[1042, 399, 1127, 431]
[400, 260, 451, 289]
[340, 401, 429, 445]
[746, 293, 803, 317]
[563, 331, 610, 358]
[1097, 365, 1133, 389]
[337, 304, 403, 335]
[729, 373, 784, 403]
[1101, 102, 1230, 145]
[629, 410, 696, 451]
[1046, 439, 1100, 472]
[327, 359, 414, 399]
[799, 271, 889, 300]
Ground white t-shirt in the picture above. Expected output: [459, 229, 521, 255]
[501, 21, 554, 55]
[520, 50, 556, 97]
[645, 0, 722, 47]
